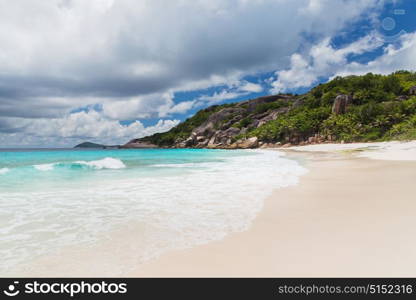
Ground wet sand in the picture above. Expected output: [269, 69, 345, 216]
[132, 151, 416, 277]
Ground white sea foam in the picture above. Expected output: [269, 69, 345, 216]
[0, 168, 10, 174]
[33, 157, 126, 171]
[34, 163, 55, 171]
[0, 150, 306, 276]
[289, 141, 416, 161]
[154, 162, 207, 168]
[74, 157, 126, 169]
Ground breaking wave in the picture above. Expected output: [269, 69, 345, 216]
[0, 168, 9, 175]
[0, 149, 306, 276]
[33, 157, 126, 171]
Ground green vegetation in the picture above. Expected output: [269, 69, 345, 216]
[252, 100, 289, 114]
[387, 114, 416, 140]
[232, 117, 252, 129]
[141, 103, 234, 146]
[244, 71, 416, 143]
[74, 142, 105, 148]
[245, 107, 331, 142]
[139, 71, 416, 147]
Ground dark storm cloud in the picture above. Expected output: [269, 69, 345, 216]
[0, 74, 177, 99]
[0, 0, 386, 146]
[0, 118, 26, 133]
[0, 0, 379, 120]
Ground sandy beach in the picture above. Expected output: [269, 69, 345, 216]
[132, 144, 416, 277]
[11, 142, 416, 277]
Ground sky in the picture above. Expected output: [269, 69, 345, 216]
[0, 0, 416, 147]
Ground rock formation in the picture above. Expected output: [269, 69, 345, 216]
[173, 96, 292, 149]
[332, 94, 352, 115]
[121, 139, 158, 148]
[128, 72, 416, 149]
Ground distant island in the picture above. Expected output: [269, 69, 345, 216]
[124, 71, 416, 149]
[74, 142, 120, 149]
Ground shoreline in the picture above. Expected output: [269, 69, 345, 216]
[6, 142, 416, 277]
[131, 150, 416, 277]
[7, 148, 304, 277]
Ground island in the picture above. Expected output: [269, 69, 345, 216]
[74, 142, 120, 149]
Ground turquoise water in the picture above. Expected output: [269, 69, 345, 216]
[0, 148, 252, 192]
[0, 148, 307, 276]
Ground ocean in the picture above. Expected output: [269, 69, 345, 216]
[0, 148, 307, 275]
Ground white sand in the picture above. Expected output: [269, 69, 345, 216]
[289, 140, 416, 161]
[132, 153, 416, 277]
[16, 142, 416, 277]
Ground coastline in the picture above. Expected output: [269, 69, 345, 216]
[7, 142, 416, 277]
[6, 148, 304, 277]
[131, 149, 416, 277]
[2, 0, 416, 283]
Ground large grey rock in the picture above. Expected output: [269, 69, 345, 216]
[257, 108, 288, 127]
[237, 94, 292, 113]
[121, 140, 157, 148]
[205, 127, 241, 147]
[215, 127, 241, 145]
[238, 137, 259, 149]
[207, 135, 218, 148]
[409, 86, 416, 95]
[332, 94, 352, 115]
[192, 107, 245, 137]
[184, 137, 195, 147]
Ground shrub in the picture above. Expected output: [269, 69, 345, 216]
[232, 117, 253, 129]
[140, 71, 416, 146]
[387, 115, 416, 140]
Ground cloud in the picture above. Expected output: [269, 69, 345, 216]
[270, 33, 384, 92]
[101, 92, 197, 120]
[0, 0, 384, 145]
[239, 81, 263, 93]
[196, 80, 264, 104]
[0, 111, 180, 147]
[270, 31, 416, 93]
[335, 32, 416, 76]
[197, 90, 245, 103]
[0, 0, 379, 117]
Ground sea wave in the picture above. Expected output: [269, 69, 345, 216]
[0, 150, 306, 276]
[33, 157, 126, 171]
[0, 168, 10, 175]
[74, 157, 126, 169]
[33, 163, 55, 171]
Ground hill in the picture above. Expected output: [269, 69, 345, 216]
[74, 142, 119, 149]
[126, 71, 416, 149]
